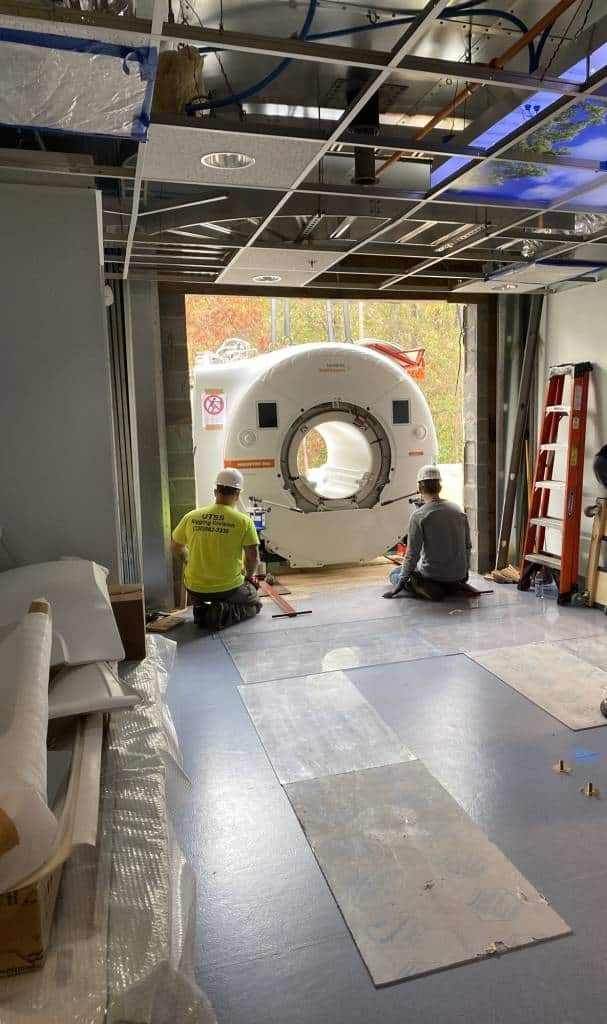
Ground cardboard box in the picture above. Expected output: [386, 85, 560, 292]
[109, 583, 146, 660]
[0, 714, 101, 977]
[0, 862, 63, 976]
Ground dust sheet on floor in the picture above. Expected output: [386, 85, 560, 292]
[286, 761, 571, 986]
[468, 642, 607, 730]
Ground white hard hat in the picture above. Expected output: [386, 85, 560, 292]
[417, 464, 441, 484]
[216, 467, 244, 490]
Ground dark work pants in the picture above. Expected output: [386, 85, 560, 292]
[188, 581, 261, 628]
[388, 567, 468, 602]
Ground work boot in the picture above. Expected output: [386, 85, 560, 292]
[409, 572, 445, 602]
[206, 601, 228, 630]
[193, 603, 211, 626]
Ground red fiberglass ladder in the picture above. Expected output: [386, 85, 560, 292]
[518, 362, 593, 604]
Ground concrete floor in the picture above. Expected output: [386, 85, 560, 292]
[167, 579, 607, 1024]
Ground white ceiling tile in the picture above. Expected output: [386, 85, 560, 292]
[217, 246, 338, 286]
[143, 125, 324, 189]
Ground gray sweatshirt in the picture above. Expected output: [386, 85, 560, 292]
[399, 498, 471, 583]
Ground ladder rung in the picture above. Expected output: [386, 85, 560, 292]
[545, 405, 570, 415]
[540, 443, 566, 453]
[525, 553, 562, 570]
[535, 480, 565, 489]
[530, 516, 563, 530]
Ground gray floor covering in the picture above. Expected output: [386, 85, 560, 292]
[167, 583, 607, 1024]
[287, 761, 570, 985]
[239, 670, 415, 783]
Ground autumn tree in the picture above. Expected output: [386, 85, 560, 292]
[185, 295, 464, 463]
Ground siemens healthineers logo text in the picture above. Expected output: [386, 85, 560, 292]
[319, 361, 347, 373]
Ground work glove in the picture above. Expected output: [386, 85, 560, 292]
[382, 577, 408, 599]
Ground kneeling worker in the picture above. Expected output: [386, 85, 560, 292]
[384, 464, 471, 601]
[171, 468, 262, 629]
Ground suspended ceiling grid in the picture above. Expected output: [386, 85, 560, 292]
[2, 1, 607, 298]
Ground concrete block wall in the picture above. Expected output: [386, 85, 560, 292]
[158, 290, 196, 600]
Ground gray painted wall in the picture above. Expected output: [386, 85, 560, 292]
[127, 281, 174, 609]
[540, 280, 607, 575]
[0, 183, 121, 576]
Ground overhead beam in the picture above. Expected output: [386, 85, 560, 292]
[0, 1, 590, 98]
[308, 57, 607, 288]
[217, 0, 463, 281]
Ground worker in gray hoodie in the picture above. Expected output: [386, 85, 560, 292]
[384, 464, 471, 601]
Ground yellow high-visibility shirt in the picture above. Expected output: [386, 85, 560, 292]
[172, 504, 259, 594]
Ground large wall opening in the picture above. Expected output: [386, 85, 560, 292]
[185, 295, 465, 504]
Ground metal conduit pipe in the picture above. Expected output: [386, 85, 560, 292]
[376, 0, 581, 177]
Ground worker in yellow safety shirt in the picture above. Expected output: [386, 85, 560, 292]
[171, 467, 262, 630]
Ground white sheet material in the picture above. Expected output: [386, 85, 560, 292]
[49, 662, 139, 720]
[0, 601, 59, 892]
[0, 560, 125, 666]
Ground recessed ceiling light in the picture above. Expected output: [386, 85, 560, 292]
[498, 283, 518, 291]
[253, 274, 282, 284]
[201, 152, 255, 170]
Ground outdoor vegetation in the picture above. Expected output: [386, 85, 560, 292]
[185, 295, 464, 465]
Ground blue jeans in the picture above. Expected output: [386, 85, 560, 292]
[389, 567, 402, 586]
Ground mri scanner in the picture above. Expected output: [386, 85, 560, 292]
[193, 343, 437, 567]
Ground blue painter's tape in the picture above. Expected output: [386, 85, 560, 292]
[0, 26, 149, 65]
[132, 45, 158, 140]
[575, 748, 600, 762]
[1, 30, 158, 142]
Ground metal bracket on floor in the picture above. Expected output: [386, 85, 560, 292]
[552, 759, 572, 775]
[580, 781, 600, 798]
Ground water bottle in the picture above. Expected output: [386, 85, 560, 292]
[534, 573, 544, 600]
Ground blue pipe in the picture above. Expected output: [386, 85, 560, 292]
[531, 24, 551, 71]
[306, 6, 534, 72]
[188, 2, 537, 113]
[186, 0, 318, 112]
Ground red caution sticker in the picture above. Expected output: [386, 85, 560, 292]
[408, 450, 425, 456]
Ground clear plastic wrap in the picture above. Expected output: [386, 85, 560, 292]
[0, 31, 156, 140]
[0, 636, 216, 1024]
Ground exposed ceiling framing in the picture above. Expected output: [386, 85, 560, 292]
[3, 0, 607, 299]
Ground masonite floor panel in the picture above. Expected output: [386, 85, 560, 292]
[238, 671, 415, 784]
[418, 602, 604, 655]
[286, 761, 571, 986]
[227, 624, 442, 684]
[469, 643, 607, 730]
[560, 634, 607, 672]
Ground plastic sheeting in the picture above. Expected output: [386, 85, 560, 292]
[0, 29, 156, 140]
[0, 636, 216, 1024]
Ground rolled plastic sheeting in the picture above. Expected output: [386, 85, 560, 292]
[0, 600, 59, 893]
[0, 560, 125, 666]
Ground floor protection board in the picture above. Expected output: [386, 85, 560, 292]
[417, 603, 604, 655]
[469, 642, 607, 730]
[226, 620, 442, 683]
[286, 760, 571, 986]
[238, 670, 415, 784]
